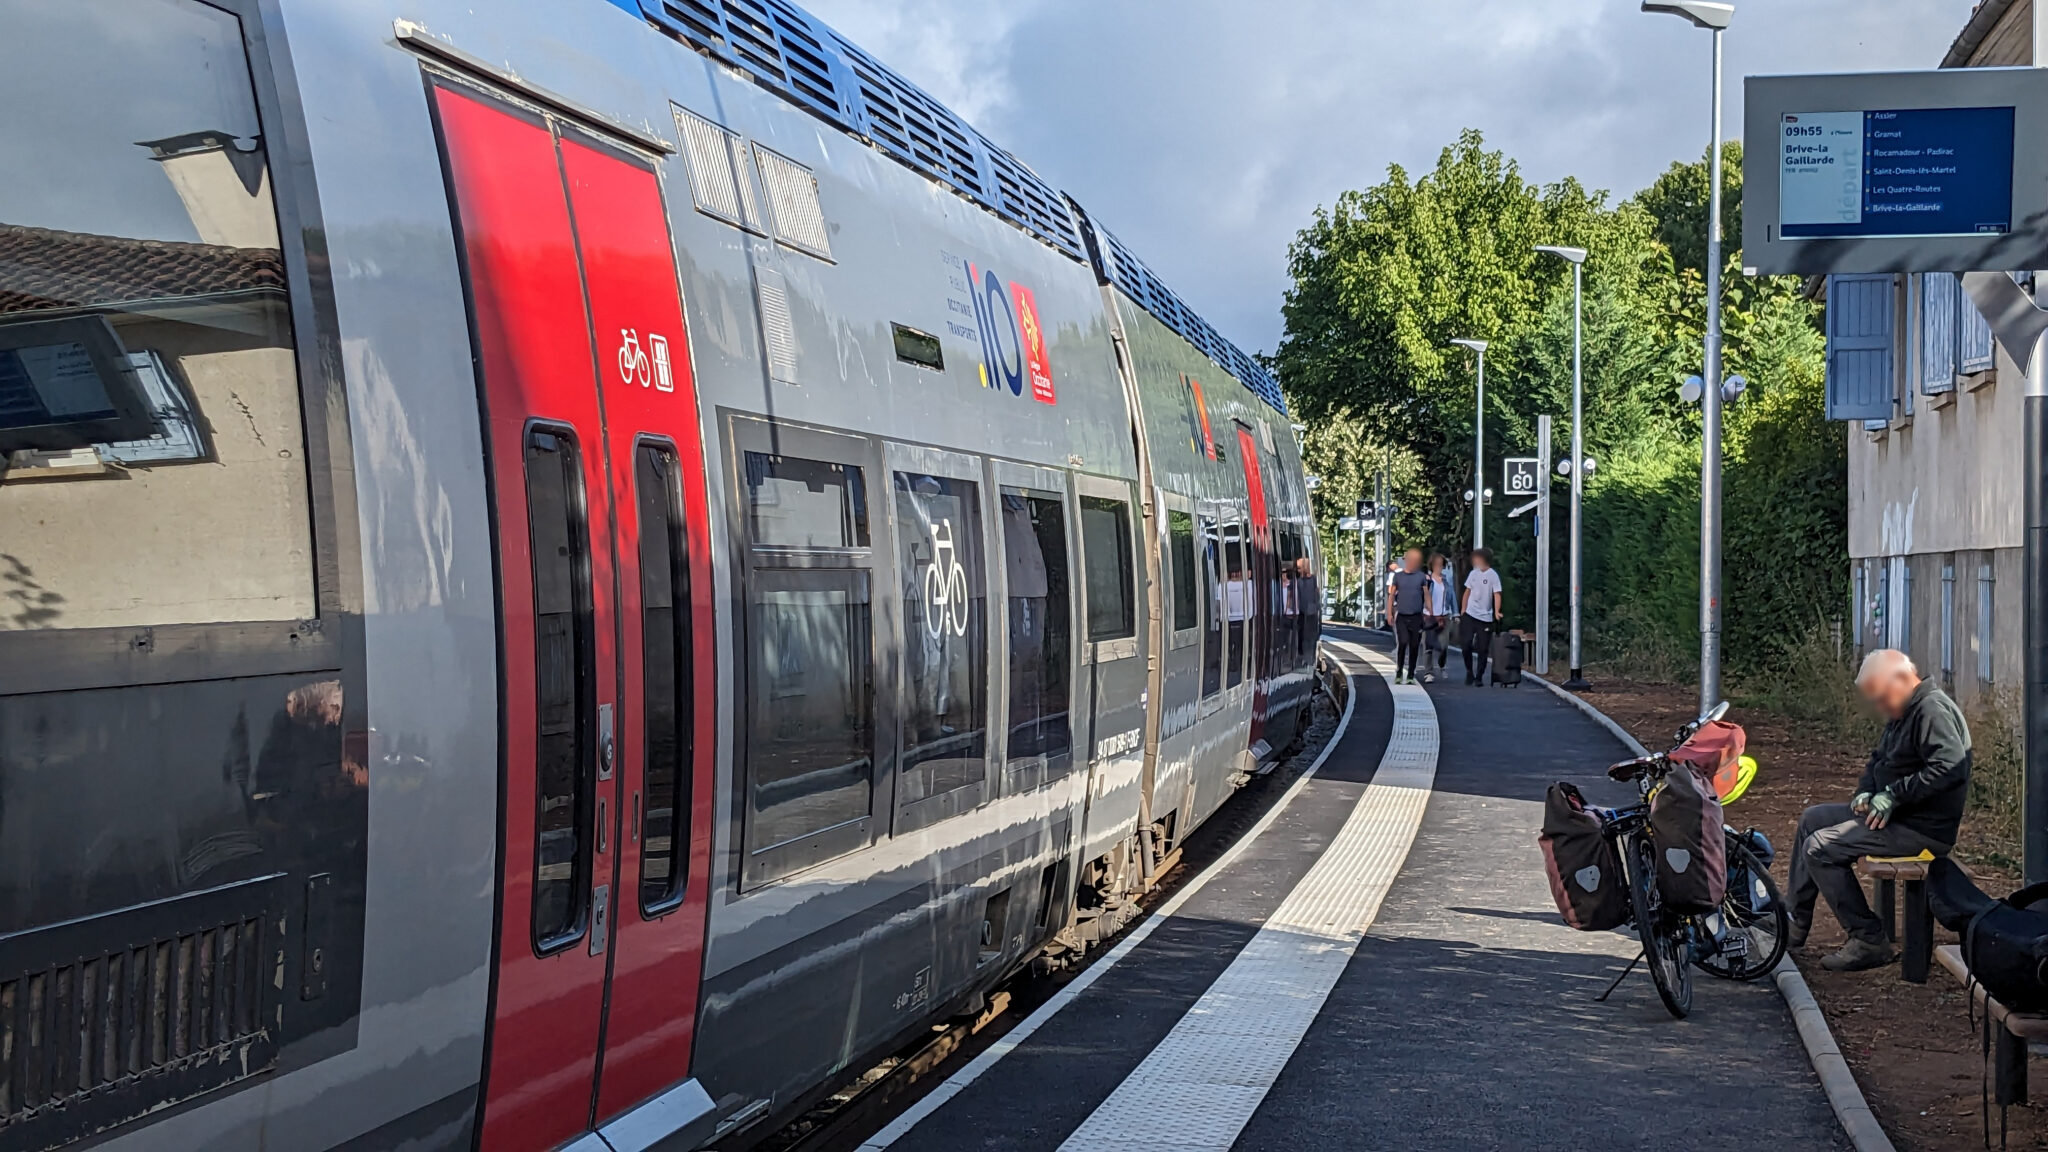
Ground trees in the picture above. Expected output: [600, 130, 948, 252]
[1281, 131, 1843, 683]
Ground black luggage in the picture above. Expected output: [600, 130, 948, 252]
[1648, 762, 1727, 911]
[1539, 782, 1629, 931]
[1927, 860, 2048, 1013]
[1490, 632, 1524, 686]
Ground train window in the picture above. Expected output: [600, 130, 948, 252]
[1201, 514, 1224, 698]
[745, 569, 874, 856]
[1001, 490, 1072, 778]
[1168, 509, 1199, 633]
[526, 428, 594, 952]
[894, 472, 988, 807]
[1079, 494, 1136, 643]
[636, 443, 691, 914]
[1224, 522, 1247, 688]
[892, 323, 945, 371]
[0, 0, 314, 634]
[746, 451, 869, 549]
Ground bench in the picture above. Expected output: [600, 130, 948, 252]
[1936, 944, 2048, 1109]
[1859, 852, 1935, 983]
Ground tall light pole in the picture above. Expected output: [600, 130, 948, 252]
[1452, 338, 1488, 551]
[1536, 245, 1590, 690]
[1644, 0, 1733, 712]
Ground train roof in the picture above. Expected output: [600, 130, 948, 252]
[602, 0, 1288, 416]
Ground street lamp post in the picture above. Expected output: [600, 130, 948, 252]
[1536, 245, 1591, 690]
[1644, 0, 1734, 713]
[1452, 338, 1488, 551]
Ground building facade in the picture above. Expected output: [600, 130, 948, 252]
[1838, 0, 2031, 706]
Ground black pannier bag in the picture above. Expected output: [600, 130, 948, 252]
[1927, 859, 2048, 1014]
[1648, 763, 1726, 911]
[1539, 782, 1628, 931]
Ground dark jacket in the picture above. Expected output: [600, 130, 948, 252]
[1856, 680, 1972, 846]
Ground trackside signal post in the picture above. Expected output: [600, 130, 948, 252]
[1745, 64, 2048, 883]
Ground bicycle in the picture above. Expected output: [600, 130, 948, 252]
[1588, 701, 1790, 1019]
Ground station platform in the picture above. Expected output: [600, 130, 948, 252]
[862, 628, 1848, 1151]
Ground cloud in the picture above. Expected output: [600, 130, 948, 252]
[803, 0, 1980, 354]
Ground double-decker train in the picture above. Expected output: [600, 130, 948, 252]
[0, 0, 1320, 1149]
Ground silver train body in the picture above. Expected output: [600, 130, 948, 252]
[0, 0, 1320, 1149]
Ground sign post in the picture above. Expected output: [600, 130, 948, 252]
[1533, 426, 1554, 676]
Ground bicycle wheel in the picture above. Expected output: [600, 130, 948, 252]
[1628, 834, 1693, 1019]
[1694, 837, 1789, 981]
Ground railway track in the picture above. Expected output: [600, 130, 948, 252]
[736, 663, 1353, 1152]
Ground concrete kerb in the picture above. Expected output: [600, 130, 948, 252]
[1528, 674, 1897, 1152]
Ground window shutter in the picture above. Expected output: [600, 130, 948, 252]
[1961, 282, 1996, 374]
[1827, 273, 1897, 421]
[1921, 273, 1958, 394]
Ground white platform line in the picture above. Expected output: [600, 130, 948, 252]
[857, 643, 1372, 1151]
[1056, 644, 1438, 1152]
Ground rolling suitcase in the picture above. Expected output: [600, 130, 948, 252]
[1490, 631, 1524, 686]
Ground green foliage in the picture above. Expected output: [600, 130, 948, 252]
[1282, 132, 1846, 684]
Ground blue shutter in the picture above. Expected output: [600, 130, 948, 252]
[1827, 273, 1896, 421]
[1961, 283, 1996, 374]
[1921, 273, 1958, 394]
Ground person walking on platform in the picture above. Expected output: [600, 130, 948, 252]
[1423, 553, 1453, 682]
[1461, 548, 1501, 686]
[1387, 549, 1429, 684]
[1789, 649, 1971, 972]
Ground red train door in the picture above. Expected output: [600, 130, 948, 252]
[433, 80, 716, 1151]
[1234, 424, 1271, 746]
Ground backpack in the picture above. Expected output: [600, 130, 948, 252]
[1648, 762, 1727, 911]
[1539, 782, 1629, 931]
[1958, 874, 2048, 1014]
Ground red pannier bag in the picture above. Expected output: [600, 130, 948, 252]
[1539, 782, 1628, 931]
[1651, 721, 1739, 911]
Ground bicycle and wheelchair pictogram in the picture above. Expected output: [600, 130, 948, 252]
[923, 519, 971, 638]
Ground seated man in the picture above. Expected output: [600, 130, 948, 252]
[1790, 649, 1971, 972]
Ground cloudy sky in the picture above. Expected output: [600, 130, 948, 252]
[803, 0, 1983, 355]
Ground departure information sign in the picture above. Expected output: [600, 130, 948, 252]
[1745, 68, 2048, 275]
[1780, 106, 2014, 239]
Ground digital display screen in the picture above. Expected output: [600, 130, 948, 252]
[1779, 106, 2015, 239]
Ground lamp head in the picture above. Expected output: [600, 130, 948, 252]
[1642, 1, 1733, 30]
[1534, 245, 1589, 264]
[1451, 338, 1488, 354]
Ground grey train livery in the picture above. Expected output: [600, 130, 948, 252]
[0, 0, 1320, 1148]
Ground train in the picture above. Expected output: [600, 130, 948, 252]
[0, 0, 1321, 1149]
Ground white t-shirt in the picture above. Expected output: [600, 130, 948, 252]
[1427, 573, 1454, 616]
[1463, 567, 1501, 622]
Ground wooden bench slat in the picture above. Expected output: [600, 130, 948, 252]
[1857, 853, 1934, 880]
[1935, 945, 2048, 1039]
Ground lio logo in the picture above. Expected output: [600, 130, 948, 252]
[964, 260, 1055, 405]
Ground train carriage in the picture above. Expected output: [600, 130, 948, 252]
[0, 1, 1319, 1149]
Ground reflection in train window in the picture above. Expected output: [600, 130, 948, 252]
[1168, 509, 1198, 633]
[745, 451, 869, 548]
[1224, 522, 1247, 688]
[1201, 514, 1223, 698]
[1001, 490, 1071, 778]
[894, 473, 988, 806]
[746, 570, 873, 854]
[1079, 494, 1135, 643]
[636, 443, 691, 914]
[0, 0, 312, 633]
[525, 428, 593, 952]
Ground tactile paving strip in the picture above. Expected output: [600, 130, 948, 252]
[1056, 642, 1438, 1152]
